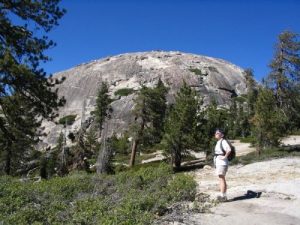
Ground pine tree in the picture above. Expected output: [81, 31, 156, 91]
[56, 132, 68, 176]
[162, 81, 199, 169]
[198, 99, 230, 159]
[110, 133, 130, 155]
[267, 31, 300, 130]
[141, 79, 168, 147]
[251, 88, 286, 155]
[0, 94, 40, 175]
[224, 69, 257, 139]
[228, 96, 252, 138]
[96, 137, 114, 174]
[0, 0, 66, 174]
[94, 82, 112, 133]
[84, 127, 99, 157]
[244, 68, 258, 117]
[70, 127, 99, 172]
[129, 80, 168, 167]
[93, 82, 114, 174]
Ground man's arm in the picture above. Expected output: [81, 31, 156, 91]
[222, 140, 231, 159]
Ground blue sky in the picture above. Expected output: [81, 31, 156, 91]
[43, 0, 300, 81]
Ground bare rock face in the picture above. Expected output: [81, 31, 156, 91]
[41, 51, 247, 148]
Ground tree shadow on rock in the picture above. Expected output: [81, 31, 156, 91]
[173, 160, 207, 173]
[282, 145, 300, 153]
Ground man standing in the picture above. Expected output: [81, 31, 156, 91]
[214, 129, 231, 201]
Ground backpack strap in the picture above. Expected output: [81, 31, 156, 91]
[220, 139, 227, 156]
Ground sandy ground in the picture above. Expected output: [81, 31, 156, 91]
[146, 136, 300, 225]
[186, 157, 300, 225]
[154, 135, 300, 225]
[173, 135, 300, 225]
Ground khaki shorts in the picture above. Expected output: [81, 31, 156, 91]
[215, 165, 228, 176]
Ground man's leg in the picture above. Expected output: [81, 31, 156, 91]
[218, 175, 227, 194]
[215, 165, 228, 201]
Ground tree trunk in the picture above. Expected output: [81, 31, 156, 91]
[5, 148, 12, 175]
[129, 139, 138, 167]
[97, 140, 113, 174]
[174, 150, 181, 169]
[256, 146, 262, 157]
[4, 142, 12, 175]
[129, 117, 145, 167]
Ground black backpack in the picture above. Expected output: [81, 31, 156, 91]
[220, 139, 236, 161]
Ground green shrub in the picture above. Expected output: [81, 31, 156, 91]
[71, 198, 109, 224]
[110, 134, 130, 155]
[0, 163, 196, 225]
[58, 114, 77, 126]
[166, 174, 197, 201]
[239, 136, 256, 144]
[189, 68, 206, 76]
[233, 96, 247, 103]
[114, 88, 135, 96]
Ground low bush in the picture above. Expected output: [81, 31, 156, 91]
[58, 114, 77, 126]
[189, 68, 207, 76]
[114, 88, 135, 96]
[238, 136, 256, 144]
[0, 163, 196, 225]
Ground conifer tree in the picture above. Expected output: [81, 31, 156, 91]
[84, 127, 99, 157]
[92, 82, 114, 174]
[228, 96, 252, 138]
[0, 94, 40, 174]
[244, 68, 258, 117]
[56, 131, 69, 176]
[152, 79, 168, 137]
[0, 0, 66, 174]
[162, 82, 199, 169]
[251, 88, 286, 155]
[197, 99, 229, 159]
[141, 79, 168, 146]
[267, 31, 300, 130]
[224, 69, 257, 139]
[129, 80, 167, 167]
[94, 82, 112, 133]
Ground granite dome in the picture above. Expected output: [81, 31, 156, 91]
[41, 51, 247, 148]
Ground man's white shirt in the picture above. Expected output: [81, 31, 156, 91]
[214, 138, 231, 166]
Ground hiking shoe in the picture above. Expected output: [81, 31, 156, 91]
[216, 195, 227, 202]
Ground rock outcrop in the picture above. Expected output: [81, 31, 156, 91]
[40, 51, 247, 148]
